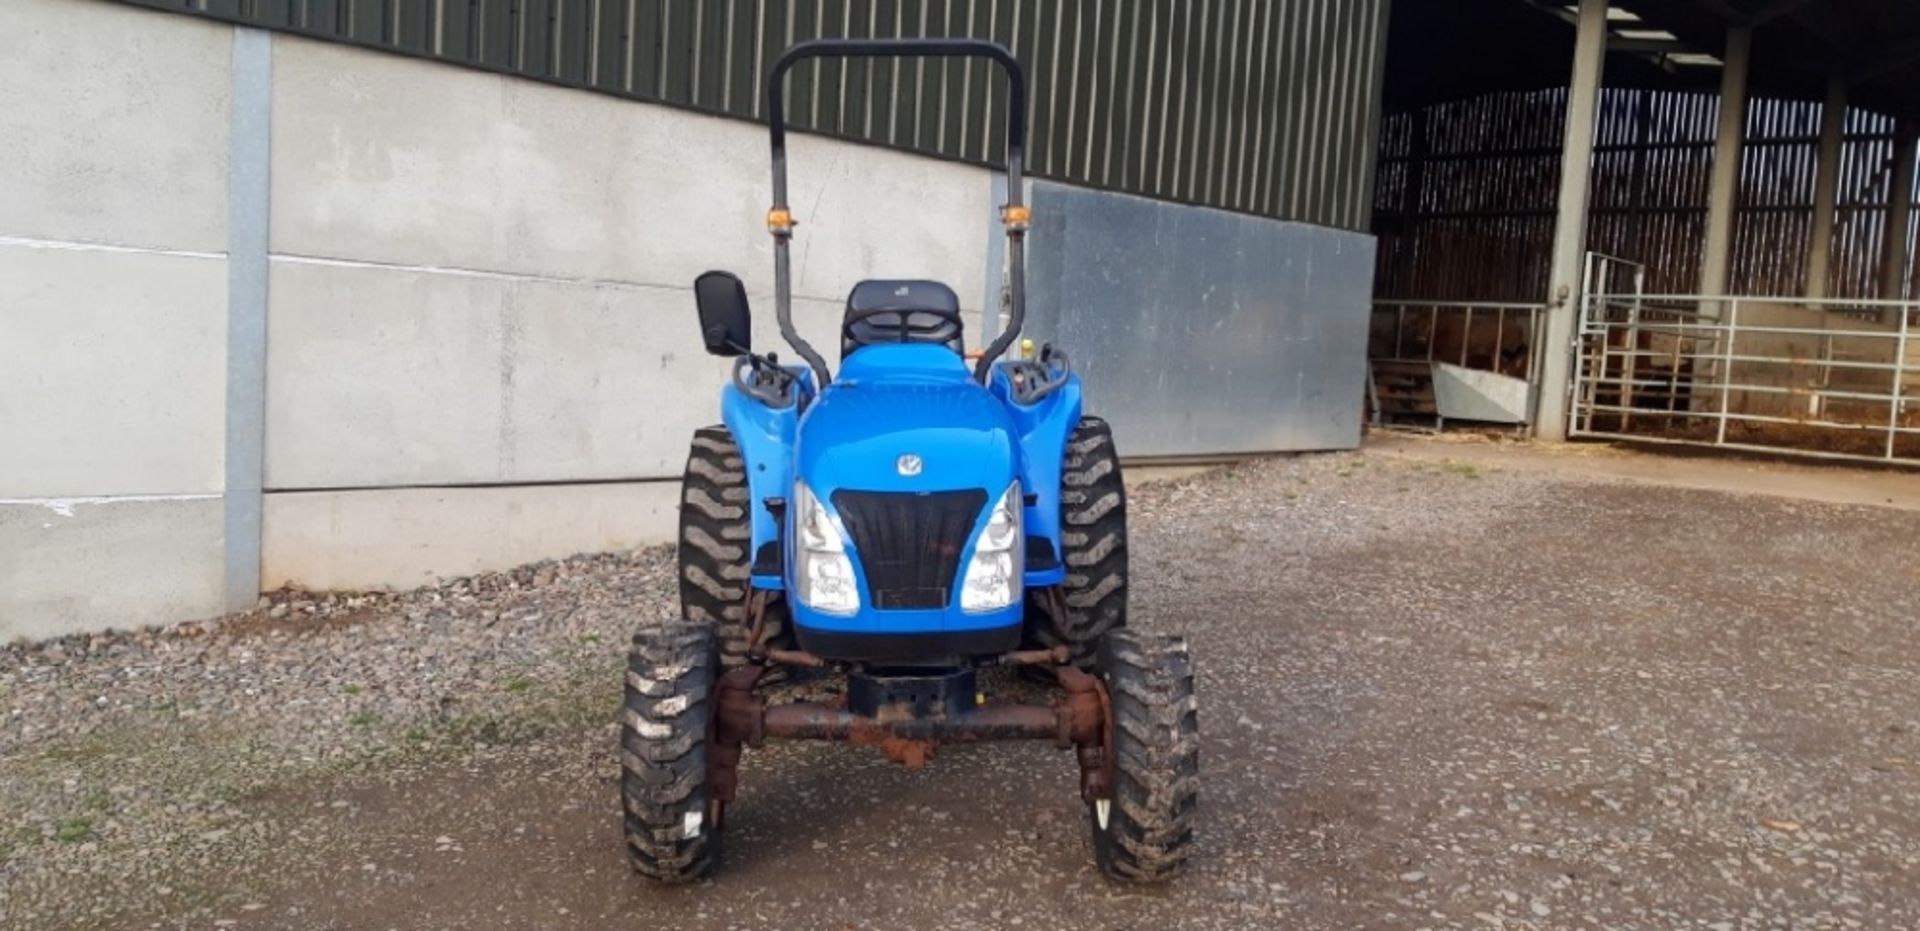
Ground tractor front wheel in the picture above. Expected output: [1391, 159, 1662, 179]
[1043, 416, 1129, 666]
[1089, 629, 1199, 883]
[620, 625, 723, 883]
[679, 425, 774, 666]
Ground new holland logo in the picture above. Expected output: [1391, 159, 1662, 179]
[895, 454, 924, 477]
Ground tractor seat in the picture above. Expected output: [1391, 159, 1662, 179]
[841, 279, 964, 358]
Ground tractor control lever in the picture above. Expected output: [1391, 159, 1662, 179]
[732, 352, 800, 408]
[1006, 342, 1071, 405]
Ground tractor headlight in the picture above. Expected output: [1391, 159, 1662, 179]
[960, 482, 1023, 612]
[792, 480, 860, 616]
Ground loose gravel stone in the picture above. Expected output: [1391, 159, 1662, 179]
[2, 440, 1917, 930]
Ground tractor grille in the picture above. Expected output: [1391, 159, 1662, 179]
[831, 489, 987, 610]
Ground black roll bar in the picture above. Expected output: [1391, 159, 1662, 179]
[765, 39, 1029, 386]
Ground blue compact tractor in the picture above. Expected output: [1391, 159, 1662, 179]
[621, 39, 1198, 884]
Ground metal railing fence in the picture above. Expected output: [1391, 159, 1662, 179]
[1369, 301, 1549, 380]
[1569, 289, 1920, 466]
[1367, 300, 1550, 428]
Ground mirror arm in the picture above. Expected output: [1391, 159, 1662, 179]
[706, 329, 752, 357]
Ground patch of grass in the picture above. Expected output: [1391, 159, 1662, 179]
[55, 817, 94, 843]
[501, 675, 535, 693]
[441, 713, 513, 747]
[434, 672, 615, 750]
[38, 739, 117, 765]
[580, 632, 601, 645]
[1441, 461, 1484, 479]
[342, 684, 363, 696]
[347, 712, 379, 728]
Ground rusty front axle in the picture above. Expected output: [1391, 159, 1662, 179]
[764, 700, 1066, 743]
[709, 660, 1112, 798]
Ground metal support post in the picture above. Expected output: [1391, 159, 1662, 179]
[1806, 75, 1847, 301]
[1891, 309, 1911, 460]
[1698, 26, 1753, 306]
[1716, 300, 1740, 446]
[1535, 0, 1608, 441]
[1881, 120, 1918, 317]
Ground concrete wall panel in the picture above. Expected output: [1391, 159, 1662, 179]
[265, 261, 852, 488]
[261, 482, 679, 591]
[0, 244, 228, 497]
[0, 495, 224, 640]
[0, 0, 231, 252]
[265, 34, 994, 493]
[264, 259, 508, 488]
[269, 35, 989, 314]
[778, 133, 989, 309]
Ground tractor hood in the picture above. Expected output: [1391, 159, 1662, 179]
[795, 345, 1018, 493]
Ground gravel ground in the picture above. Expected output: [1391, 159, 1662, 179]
[3, 442, 1918, 930]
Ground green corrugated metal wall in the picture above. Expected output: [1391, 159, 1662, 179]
[122, 0, 1389, 231]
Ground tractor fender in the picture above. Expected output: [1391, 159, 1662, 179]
[719, 366, 813, 590]
[988, 365, 1084, 587]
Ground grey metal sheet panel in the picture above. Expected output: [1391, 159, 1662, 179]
[1025, 180, 1374, 456]
[1431, 362, 1532, 424]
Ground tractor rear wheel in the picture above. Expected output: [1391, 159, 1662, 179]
[1044, 416, 1129, 667]
[621, 624, 723, 883]
[678, 425, 774, 666]
[1089, 629, 1199, 883]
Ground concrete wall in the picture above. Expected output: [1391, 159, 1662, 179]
[258, 31, 992, 599]
[3, 0, 1373, 639]
[262, 36, 989, 490]
[1, 0, 232, 639]
[2, 0, 992, 638]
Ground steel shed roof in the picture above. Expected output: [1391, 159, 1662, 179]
[1386, 0, 1920, 120]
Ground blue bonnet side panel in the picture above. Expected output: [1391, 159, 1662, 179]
[988, 365, 1082, 587]
[719, 367, 813, 590]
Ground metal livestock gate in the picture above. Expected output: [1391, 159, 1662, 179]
[1568, 255, 1920, 466]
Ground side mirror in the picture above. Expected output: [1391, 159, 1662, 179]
[694, 271, 752, 357]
